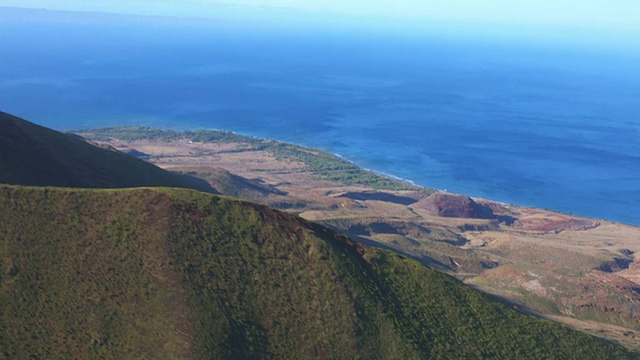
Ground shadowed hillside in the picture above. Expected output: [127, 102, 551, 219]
[1, 186, 636, 359]
[175, 166, 287, 201]
[0, 112, 215, 193]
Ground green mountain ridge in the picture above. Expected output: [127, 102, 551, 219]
[0, 111, 216, 193]
[1, 186, 636, 359]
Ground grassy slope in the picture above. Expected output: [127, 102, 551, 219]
[1, 186, 636, 359]
[0, 112, 215, 193]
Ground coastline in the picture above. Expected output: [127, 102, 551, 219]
[74, 123, 637, 227]
[195, 126, 639, 227]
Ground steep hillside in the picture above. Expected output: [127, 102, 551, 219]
[1, 186, 635, 359]
[0, 112, 215, 192]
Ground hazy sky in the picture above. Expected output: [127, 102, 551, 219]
[3, 0, 640, 45]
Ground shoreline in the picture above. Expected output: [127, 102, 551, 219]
[195, 126, 638, 227]
[74, 123, 637, 228]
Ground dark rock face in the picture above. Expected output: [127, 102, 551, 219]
[413, 193, 495, 219]
[598, 258, 633, 273]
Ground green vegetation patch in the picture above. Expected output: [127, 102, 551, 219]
[0, 187, 192, 359]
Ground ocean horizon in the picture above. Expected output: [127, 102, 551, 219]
[1, 8, 639, 225]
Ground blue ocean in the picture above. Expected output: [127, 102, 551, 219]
[1, 9, 639, 225]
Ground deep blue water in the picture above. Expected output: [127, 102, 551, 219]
[1, 10, 639, 225]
